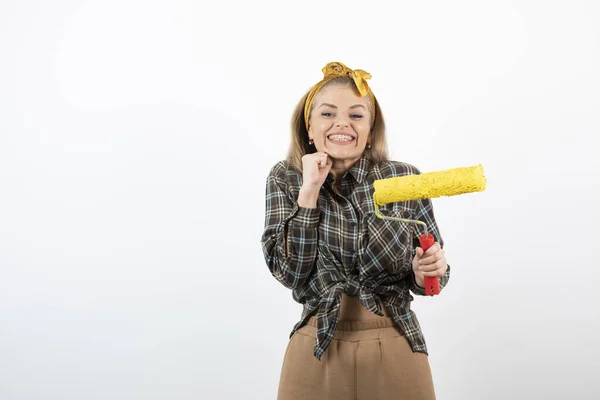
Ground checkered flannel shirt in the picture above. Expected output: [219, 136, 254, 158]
[261, 156, 450, 360]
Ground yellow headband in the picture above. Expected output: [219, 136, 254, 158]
[304, 61, 376, 131]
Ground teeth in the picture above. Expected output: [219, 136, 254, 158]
[328, 135, 354, 141]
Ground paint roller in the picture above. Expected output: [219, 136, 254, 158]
[373, 164, 487, 295]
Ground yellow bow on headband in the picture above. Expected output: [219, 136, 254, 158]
[304, 62, 376, 131]
[321, 62, 373, 96]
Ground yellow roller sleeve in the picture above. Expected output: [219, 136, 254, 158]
[373, 164, 487, 205]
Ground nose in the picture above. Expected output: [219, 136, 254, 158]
[335, 118, 349, 127]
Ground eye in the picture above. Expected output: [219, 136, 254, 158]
[321, 112, 334, 117]
[351, 114, 363, 119]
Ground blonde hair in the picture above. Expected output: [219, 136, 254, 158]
[286, 77, 389, 172]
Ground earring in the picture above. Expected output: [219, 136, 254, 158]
[308, 138, 314, 145]
[367, 143, 371, 149]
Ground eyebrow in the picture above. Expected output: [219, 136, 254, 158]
[319, 103, 366, 110]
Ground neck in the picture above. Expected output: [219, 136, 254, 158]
[330, 157, 359, 185]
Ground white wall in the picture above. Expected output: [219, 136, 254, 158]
[1, 1, 598, 399]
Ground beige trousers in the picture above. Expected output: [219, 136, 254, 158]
[277, 317, 436, 400]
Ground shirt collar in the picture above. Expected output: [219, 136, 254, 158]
[347, 156, 371, 183]
[325, 156, 371, 185]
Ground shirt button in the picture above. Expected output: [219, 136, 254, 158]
[350, 249, 356, 255]
[350, 221, 357, 226]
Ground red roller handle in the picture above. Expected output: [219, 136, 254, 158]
[419, 233, 440, 296]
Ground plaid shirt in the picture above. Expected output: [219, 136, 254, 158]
[261, 156, 450, 360]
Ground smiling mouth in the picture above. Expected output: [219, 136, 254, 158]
[327, 134, 355, 142]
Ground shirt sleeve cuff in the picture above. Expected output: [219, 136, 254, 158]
[289, 205, 320, 228]
[411, 274, 428, 295]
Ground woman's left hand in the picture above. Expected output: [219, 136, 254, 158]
[411, 242, 447, 288]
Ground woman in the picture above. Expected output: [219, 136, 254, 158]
[260, 61, 450, 400]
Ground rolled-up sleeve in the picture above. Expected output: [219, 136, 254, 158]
[261, 163, 320, 290]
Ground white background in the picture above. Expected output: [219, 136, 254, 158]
[1, 1, 599, 399]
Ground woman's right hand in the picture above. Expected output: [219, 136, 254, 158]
[301, 152, 332, 188]
[297, 152, 332, 208]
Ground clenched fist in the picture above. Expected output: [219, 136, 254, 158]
[301, 152, 332, 188]
[297, 152, 332, 208]
[412, 242, 447, 288]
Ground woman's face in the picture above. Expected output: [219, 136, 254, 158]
[308, 84, 372, 163]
